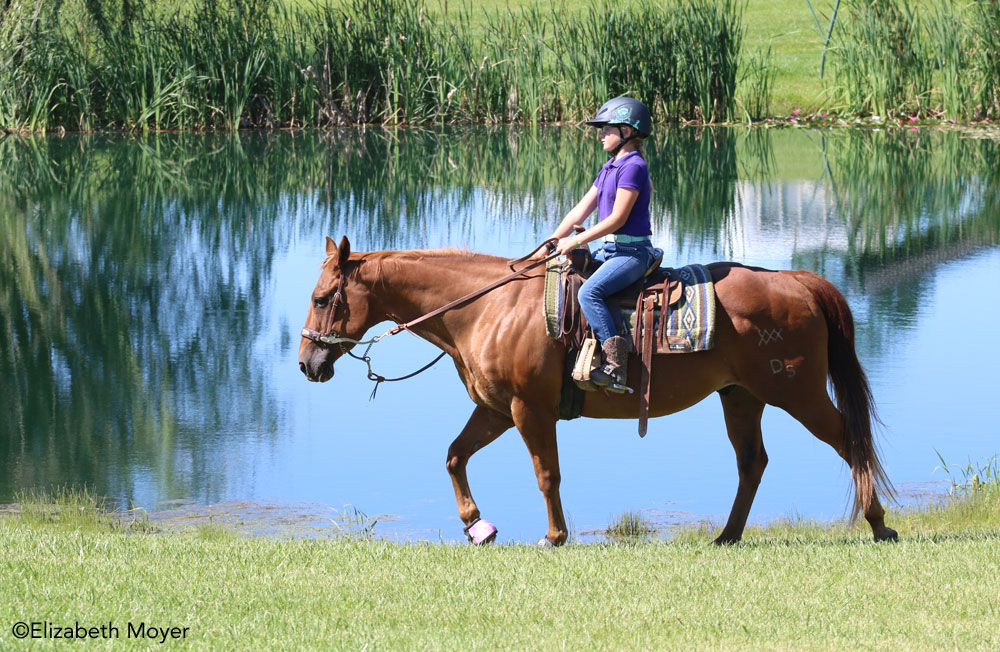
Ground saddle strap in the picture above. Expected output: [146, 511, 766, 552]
[559, 270, 586, 349]
[658, 278, 670, 346]
[638, 291, 657, 437]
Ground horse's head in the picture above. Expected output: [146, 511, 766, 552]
[298, 235, 373, 382]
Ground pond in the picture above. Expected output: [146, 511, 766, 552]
[1, 126, 998, 542]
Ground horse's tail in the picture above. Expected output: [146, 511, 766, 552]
[793, 271, 895, 521]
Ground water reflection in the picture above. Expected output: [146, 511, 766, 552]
[1, 127, 998, 538]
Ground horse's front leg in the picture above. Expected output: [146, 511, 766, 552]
[446, 405, 513, 544]
[511, 398, 567, 546]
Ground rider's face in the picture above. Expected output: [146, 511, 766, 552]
[600, 125, 631, 152]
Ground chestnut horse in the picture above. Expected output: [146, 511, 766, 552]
[299, 236, 896, 546]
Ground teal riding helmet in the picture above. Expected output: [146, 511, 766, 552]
[585, 96, 652, 138]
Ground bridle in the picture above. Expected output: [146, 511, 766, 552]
[299, 269, 415, 398]
[301, 272, 354, 347]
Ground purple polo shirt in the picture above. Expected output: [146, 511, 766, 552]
[592, 151, 651, 237]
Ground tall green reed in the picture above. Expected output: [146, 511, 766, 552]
[739, 44, 774, 122]
[829, 0, 1000, 119]
[936, 453, 1000, 498]
[972, 0, 1000, 118]
[1, 0, 747, 132]
[831, 0, 931, 118]
[928, 0, 971, 120]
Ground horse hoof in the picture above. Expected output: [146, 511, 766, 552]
[875, 527, 899, 543]
[537, 537, 556, 549]
[464, 518, 498, 545]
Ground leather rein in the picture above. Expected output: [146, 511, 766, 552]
[300, 239, 560, 397]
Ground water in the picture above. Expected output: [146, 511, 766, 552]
[2, 127, 998, 542]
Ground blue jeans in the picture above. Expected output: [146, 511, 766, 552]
[578, 240, 656, 343]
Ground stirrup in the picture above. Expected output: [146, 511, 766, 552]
[590, 367, 633, 394]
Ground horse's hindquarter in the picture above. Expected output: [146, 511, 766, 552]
[581, 263, 830, 419]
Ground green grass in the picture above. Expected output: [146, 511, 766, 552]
[3, 487, 1000, 650]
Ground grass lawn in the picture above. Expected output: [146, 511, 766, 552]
[3, 489, 999, 651]
[741, 0, 828, 114]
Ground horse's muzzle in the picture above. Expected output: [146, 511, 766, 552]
[299, 347, 335, 382]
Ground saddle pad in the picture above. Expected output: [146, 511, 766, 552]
[543, 259, 564, 339]
[625, 264, 716, 352]
[545, 259, 585, 420]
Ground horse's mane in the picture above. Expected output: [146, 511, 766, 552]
[324, 247, 490, 266]
[325, 247, 507, 287]
[365, 247, 489, 261]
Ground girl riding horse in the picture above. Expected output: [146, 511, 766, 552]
[545, 97, 657, 391]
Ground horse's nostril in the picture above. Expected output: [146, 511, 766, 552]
[299, 362, 307, 374]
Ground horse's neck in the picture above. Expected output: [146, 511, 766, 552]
[362, 250, 505, 345]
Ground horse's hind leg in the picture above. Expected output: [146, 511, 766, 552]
[715, 386, 768, 545]
[510, 398, 567, 546]
[446, 405, 513, 530]
[781, 392, 897, 542]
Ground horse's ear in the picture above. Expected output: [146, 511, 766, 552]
[337, 235, 351, 265]
[325, 236, 337, 256]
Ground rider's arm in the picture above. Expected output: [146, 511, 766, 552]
[554, 187, 638, 255]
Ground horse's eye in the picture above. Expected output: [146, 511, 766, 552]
[313, 296, 329, 309]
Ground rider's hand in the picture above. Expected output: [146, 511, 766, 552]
[555, 236, 583, 256]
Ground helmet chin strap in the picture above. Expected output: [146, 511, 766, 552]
[609, 125, 637, 157]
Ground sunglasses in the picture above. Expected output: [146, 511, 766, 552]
[601, 125, 625, 138]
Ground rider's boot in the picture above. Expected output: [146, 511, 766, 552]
[589, 335, 630, 393]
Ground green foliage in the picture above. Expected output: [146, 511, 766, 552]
[739, 43, 774, 122]
[972, 0, 1000, 118]
[829, 0, 1000, 119]
[0, 0, 746, 131]
[831, 0, 931, 118]
[329, 505, 380, 540]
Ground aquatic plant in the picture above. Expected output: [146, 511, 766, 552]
[971, 0, 1000, 118]
[936, 453, 1000, 497]
[329, 505, 380, 540]
[828, 0, 1000, 120]
[830, 0, 931, 118]
[604, 511, 656, 543]
[739, 44, 774, 122]
[0, 0, 746, 131]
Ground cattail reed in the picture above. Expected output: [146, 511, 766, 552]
[829, 0, 1000, 120]
[0, 0, 746, 132]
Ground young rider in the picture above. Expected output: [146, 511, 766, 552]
[547, 96, 655, 391]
